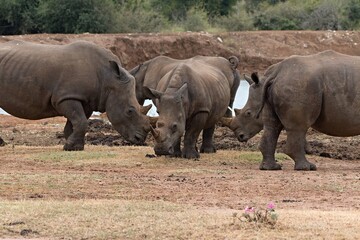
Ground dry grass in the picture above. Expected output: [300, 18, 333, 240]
[0, 200, 359, 239]
[0, 145, 359, 239]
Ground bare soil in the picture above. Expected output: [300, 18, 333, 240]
[1, 31, 360, 214]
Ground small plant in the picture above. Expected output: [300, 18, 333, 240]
[232, 202, 278, 227]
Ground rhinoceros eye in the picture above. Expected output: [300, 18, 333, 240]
[245, 110, 252, 117]
[127, 107, 135, 116]
[171, 123, 178, 133]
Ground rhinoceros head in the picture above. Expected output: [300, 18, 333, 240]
[145, 84, 188, 155]
[105, 61, 151, 144]
[221, 73, 263, 142]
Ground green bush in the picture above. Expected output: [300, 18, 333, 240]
[183, 7, 210, 32]
[37, 0, 118, 33]
[0, 0, 39, 34]
[253, 2, 306, 30]
[302, 0, 342, 30]
[115, 5, 169, 33]
[214, 0, 253, 31]
[342, 0, 360, 29]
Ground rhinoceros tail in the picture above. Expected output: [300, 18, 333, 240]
[255, 73, 276, 119]
[228, 56, 239, 70]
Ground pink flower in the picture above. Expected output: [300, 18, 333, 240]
[267, 202, 275, 210]
[244, 206, 255, 214]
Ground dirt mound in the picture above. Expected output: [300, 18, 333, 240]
[2, 30, 360, 74]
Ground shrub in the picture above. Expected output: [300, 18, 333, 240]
[183, 7, 210, 32]
[302, 0, 343, 30]
[0, 0, 39, 35]
[115, 5, 169, 33]
[37, 0, 118, 33]
[214, 0, 254, 31]
[253, 2, 307, 30]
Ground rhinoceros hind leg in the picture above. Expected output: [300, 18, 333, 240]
[57, 100, 88, 151]
[259, 107, 283, 170]
[200, 126, 216, 153]
[286, 130, 317, 171]
[63, 120, 73, 140]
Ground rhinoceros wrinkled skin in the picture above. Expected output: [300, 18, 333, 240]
[131, 55, 240, 158]
[222, 50, 360, 170]
[0, 40, 151, 150]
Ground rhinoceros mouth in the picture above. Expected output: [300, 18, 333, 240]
[154, 145, 174, 156]
[131, 131, 147, 145]
[237, 134, 248, 142]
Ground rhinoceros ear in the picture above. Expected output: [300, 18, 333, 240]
[251, 72, 260, 85]
[143, 87, 163, 99]
[109, 60, 130, 83]
[243, 74, 253, 85]
[109, 60, 121, 76]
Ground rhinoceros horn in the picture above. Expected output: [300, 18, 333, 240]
[150, 126, 160, 140]
[148, 116, 158, 128]
[219, 117, 233, 128]
[141, 104, 152, 115]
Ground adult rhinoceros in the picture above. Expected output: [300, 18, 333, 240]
[222, 50, 360, 170]
[0, 40, 151, 150]
[131, 55, 240, 158]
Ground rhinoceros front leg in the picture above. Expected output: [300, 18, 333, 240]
[63, 109, 92, 140]
[259, 106, 283, 170]
[182, 112, 208, 159]
[286, 130, 317, 171]
[200, 126, 216, 153]
[173, 138, 182, 157]
[57, 100, 88, 151]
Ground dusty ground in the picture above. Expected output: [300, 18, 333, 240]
[1, 31, 360, 223]
[0, 114, 360, 212]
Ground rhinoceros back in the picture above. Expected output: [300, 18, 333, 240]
[0, 40, 118, 119]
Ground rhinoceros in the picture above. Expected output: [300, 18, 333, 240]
[130, 55, 240, 158]
[222, 50, 360, 170]
[0, 40, 151, 150]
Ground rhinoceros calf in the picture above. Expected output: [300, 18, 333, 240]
[222, 50, 360, 170]
[0, 40, 151, 150]
[131, 55, 240, 158]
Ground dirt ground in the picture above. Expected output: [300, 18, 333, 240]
[1, 31, 360, 214]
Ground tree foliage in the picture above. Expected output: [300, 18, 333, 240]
[1, 0, 360, 35]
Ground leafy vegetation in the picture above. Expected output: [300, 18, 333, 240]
[1, 0, 360, 35]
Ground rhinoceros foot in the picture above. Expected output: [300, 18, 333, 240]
[259, 161, 282, 170]
[173, 150, 182, 158]
[200, 144, 216, 154]
[294, 161, 317, 171]
[182, 149, 200, 159]
[63, 142, 85, 151]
